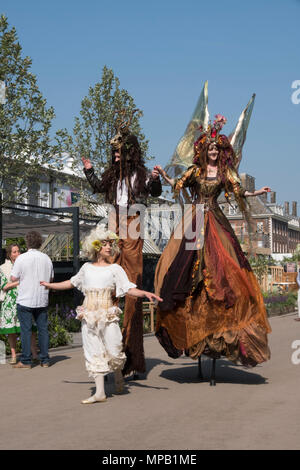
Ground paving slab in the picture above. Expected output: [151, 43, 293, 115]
[0, 313, 300, 450]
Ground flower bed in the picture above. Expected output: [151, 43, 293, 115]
[48, 291, 81, 333]
[0, 310, 72, 356]
[263, 292, 297, 317]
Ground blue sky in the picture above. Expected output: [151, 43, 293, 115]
[1, 0, 300, 208]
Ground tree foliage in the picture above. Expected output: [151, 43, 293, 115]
[4, 237, 26, 252]
[249, 254, 269, 284]
[0, 16, 150, 210]
[58, 66, 151, 197]
[0, 15, 62, 205]
[280, 244, 300, 265]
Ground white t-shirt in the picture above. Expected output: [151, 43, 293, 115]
[116, 174, 137, 206]
[116, 172, 151, 206]
[11, 249, 54, 308]
[70, 263, 136, 296]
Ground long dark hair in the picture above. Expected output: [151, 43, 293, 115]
[194, 135, 236, 182]
[101, 134, 148, 203]
[193, 134, 248, 209]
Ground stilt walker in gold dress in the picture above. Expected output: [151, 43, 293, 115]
[154, 83, 271, 367]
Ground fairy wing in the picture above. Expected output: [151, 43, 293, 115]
[164, 81, 209, 179]
[229, 94, 256, 171]
[163, 84, 255, 204]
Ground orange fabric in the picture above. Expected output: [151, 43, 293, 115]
[204, 211, 256, 306]
[113, 214, 145, 374]
[155, 204, 196, 296]
[155, 210, 271, 364]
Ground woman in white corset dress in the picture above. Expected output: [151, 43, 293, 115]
[41, 225, 162, 404]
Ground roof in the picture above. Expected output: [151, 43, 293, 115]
[2, 204, 98, 238]
[1, 202, 165, 255]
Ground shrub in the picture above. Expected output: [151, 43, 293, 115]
[49, 304, 81, 333]
[48, 313, 72, 348]
[0, 334, 21, 355]
[264, 291, 297, 316]
[0, 311, 72, 356]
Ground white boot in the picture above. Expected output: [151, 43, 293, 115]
[81, 374, 107, 404]
[114, 368, 125, 394]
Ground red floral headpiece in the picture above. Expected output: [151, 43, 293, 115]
[193, 114, 236, 169]
[194, 114, 227, 150]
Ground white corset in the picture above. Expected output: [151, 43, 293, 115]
[76, 287, 122, 332]
[82, 288, 114, 311]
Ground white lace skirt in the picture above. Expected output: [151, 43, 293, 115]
[77, 288, 126, 377]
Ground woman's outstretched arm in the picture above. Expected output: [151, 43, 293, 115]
[154, 165, 175, 186]
[40, 280, 74, 290]
[127, 287, 162, 303]
[245, 187, 271, 197]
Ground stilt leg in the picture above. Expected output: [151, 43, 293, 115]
[198, 355, 203, 380]
[114, 368, 125, 394]
[210, 358, 216, 386]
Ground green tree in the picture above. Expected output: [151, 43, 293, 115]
[280, 244, 300, 266]
[58, 66, 151, 203]
[249, 254, 269, 285]
[291, 244, 300, 263]
[0, 15, 63, 205]
[4, 237, 26, 252]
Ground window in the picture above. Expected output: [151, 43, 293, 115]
[257, 222, 263, 233]
[39, 182, 50, 207]
[229, 204, 238, 215]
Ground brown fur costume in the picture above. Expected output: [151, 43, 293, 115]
[84, 132, 162, 375]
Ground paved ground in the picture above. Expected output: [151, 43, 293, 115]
[1, 313, 300, 450]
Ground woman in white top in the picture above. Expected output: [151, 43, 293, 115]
[41, 225, 162, 404]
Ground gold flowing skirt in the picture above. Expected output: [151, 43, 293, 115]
[155, 208, 271, 366]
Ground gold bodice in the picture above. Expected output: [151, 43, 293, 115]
[173, 165, 246, 206]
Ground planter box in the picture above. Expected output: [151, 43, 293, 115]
[266, 305, 295, 317]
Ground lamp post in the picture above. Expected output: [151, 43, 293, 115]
[0, 81, 5, 262]
[0, 81, 6, 104]
[0, 192, 3, 264]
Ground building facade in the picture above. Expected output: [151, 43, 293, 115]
[219, 173, 300, 256]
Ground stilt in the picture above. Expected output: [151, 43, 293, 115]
[210, 358, 216, 386]
[197, 356, 217, 385]
[198, 355, 203, 380]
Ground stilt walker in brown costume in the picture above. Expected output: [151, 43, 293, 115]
[82, 112, 162, 375]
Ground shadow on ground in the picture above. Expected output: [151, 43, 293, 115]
[49, 355, 72, 366]
[160, 357, 268, 386]
[124, 357, 175, 382]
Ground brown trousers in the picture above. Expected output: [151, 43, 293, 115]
[112, 213, 145, 375]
